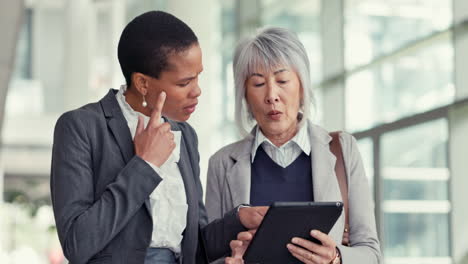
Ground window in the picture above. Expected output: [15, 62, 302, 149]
[260, 0, 322, 83]
[345, 0, 452, 69]
[381, 119, 451, 263]
[345, 38, 454, 132]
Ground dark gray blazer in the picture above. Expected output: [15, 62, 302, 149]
[51, 89, 244, 264]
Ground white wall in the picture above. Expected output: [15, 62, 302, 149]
[0, 0, 24, 254]
[0, 0, 24, 199]
[321, 0, 345, 131]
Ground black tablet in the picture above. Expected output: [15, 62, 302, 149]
[243, 201, 343, 264]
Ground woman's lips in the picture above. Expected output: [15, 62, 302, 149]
[267, 110, 282, 120]
[184, 103, 197, 114]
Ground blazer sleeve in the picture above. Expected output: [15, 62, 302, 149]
[50, 111, 162, 264]
[179, 124, 245, 262]
[337, 133, 382, 264]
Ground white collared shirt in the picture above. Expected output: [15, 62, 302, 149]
[116, 85, 187, 253]
[251, 122, 311, 168]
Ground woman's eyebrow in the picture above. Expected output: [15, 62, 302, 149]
[250, 69, 288, 77]
[250, 73, 264, 77]
[274, 69, 288, 74]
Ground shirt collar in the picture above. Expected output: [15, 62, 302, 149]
[116, 85, 181, 162]
[251, 121, 311, 163]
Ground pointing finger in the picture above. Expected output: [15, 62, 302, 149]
[148, 91, 166, 129]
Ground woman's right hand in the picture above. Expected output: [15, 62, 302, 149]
[134, 92, 175, 167]
[225, 230, 256, 264]
[238, 206, 269, 229]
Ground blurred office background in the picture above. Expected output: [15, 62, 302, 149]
[1, 0, 468, 263]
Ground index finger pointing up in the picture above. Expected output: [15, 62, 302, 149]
[148, 91, 166, 128]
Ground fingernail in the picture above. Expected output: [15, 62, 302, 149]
[311, 230, 318, 236]
[286, 244, 292, 249]
[291, 238, 298, 243]
[161, 91, 166, 98]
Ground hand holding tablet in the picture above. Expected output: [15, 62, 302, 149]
[240, 202, 343, 264]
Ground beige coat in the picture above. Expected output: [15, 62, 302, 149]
[205, 121, 381, 264]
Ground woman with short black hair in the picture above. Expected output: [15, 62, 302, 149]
[51, 11, 262, 264]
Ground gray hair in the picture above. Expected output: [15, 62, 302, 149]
[233, 27, 314, 136]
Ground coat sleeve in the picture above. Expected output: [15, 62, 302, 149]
[50, 111, 162, 264]
[337, 133, 382, 264]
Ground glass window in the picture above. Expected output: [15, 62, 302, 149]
[345, 0, 452, 69]
[125, 0, 168, 21]
[381, 119, 451, 263]
[383, 213, 450, 259]
[260, 0, 322, 83]
[217, 0, 240, 144]
[12, 9, 32, 80]
[345, 38, 454, 132]
[1, 1, 168, 263]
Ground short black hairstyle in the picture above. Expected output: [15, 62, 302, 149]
[117, 11, 198, 86]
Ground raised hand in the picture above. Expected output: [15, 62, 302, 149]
[134, 91, 175, 167]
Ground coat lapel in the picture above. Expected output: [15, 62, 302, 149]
[100, 89, 150, 214]
[226, 135, 255, 207]
[226, 154, 252, 207]
[177, 132, 196, 207]
[165, 119, 197, 215]
[108, 118, 134, 163]
[101, 89, 134, 164]
[168, 120, 200, 255]
[307, 121, 345, 243]
[308, 124, 341, 202]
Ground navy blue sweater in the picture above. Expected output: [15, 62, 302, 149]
[250, 147, 313, 206]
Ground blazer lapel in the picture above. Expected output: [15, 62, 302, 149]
[307, 121, 342, 202]
[307, 121, 345, 243]
[226, 135, 255, 207]
[310, 142, 341, 202]
[165, 119, 196, 210]
[177, 135, 196, 207]
[101, 89, 150, 213]
[227, 154, 251, 207]
[108, 118, 134, 163]
[170, 120, 200, 254]
[101, 89, 134, 164]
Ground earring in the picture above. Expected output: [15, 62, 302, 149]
[142, 95, 148, 107]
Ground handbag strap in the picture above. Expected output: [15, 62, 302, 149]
[329, 132, 350, 245]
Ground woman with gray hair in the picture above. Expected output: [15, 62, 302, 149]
[205, 27, 381, 264]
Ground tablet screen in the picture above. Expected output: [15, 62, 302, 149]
[243, 201, 343, 264]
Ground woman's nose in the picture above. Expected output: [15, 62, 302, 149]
[265, 84, 280, 104]
[265, 96, 279, 104]
[190, 83, 202, 98]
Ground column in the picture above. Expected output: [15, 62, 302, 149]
[320, 0, 345, 131]
[450, 0, 468, 263]
[166, 0, 222, 189]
